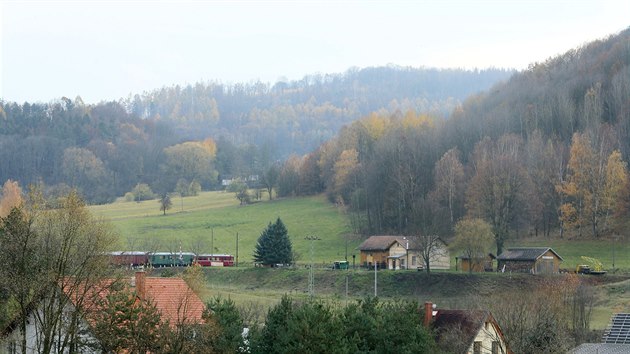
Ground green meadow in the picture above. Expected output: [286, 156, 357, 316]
[90, 192, 357, 266]
[90, 191, 630, 330]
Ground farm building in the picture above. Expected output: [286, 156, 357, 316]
[456, 253, 496, 272]
[426, 302, 511, 354]
[357, 235, 450, 270]
[497, 247, 563, 274]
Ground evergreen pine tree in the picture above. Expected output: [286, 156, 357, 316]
[253, 218, 292, 266]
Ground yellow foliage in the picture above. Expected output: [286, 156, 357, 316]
[200, 138, 217, 157]
[0, 179, 23, 217]
[333, 149, 359, 194]
[361, 113, 389, 140]
[402, 110, 434, 129]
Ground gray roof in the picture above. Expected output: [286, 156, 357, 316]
[603, 313, 630, 344]
[571, 343, 630, 354]
[357, 235, 446, 252]
[497, 247, 563, 261]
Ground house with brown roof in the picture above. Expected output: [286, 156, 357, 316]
[2, 271, 205, 353]
[497, 247, 563, 274]
[357, 235, 449, 270]
[425, 302, 511, 354]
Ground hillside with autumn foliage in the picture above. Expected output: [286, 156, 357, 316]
[273, 27, 630, 253]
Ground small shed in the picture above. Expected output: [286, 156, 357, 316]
[457, 253, 496, 272]
[497, 247, 563, 274]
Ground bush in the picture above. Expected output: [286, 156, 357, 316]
[131, 183, 155, 201]
[189, 180, 201, 196]
[124, 192, 135, 202]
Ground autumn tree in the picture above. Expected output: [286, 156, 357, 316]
[557, 131, 625, 237]
[603, 150, 628, 232]
[62, 147, 112, 203]
[22, 193, 117, 353]
[162, 139, 218, 191]
[452, 218, 494, 274]
[0, 179, 23, 217]
[332, 149, 360, 204]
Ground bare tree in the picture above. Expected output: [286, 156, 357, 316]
[409, 234, 447, 275]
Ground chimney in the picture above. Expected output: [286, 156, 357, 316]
[135, 271, 146, 300]
[424, 302, 433, 327]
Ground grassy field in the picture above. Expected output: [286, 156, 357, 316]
[91, 191, 630, 330]
[90, 192, 356, 265]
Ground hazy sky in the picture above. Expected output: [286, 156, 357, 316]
[1, 0, 629, 104]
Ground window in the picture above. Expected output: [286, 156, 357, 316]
[473, 341, 481, 354]
[412, 256, 417, 266]
[492, 341, 500, 354]
[8, 341, 17, 354]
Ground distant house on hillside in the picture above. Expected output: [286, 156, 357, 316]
[497, 247, 563, 274]
[425, 302, 511, 354]
[357, 235, 450, 270]
[1, 271, 205, 353]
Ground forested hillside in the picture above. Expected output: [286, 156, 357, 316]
[273, 27, 630, 252]
[0, 67, 510, 204]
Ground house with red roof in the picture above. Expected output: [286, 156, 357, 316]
[2, 271, 206, 353]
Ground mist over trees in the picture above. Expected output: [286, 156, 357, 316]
[0, 66, 510, 204]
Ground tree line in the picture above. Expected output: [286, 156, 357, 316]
[0, 67, 510, 204]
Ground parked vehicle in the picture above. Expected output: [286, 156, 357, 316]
[333, 261, 349, 270]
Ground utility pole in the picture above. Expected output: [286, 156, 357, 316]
[305, 235, 320, 297]
[374, 261, 378, 297]
[236, 232, 239, 267]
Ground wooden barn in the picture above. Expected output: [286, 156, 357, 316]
[456, 253, 496, 272]
[497, 247, 563, 274]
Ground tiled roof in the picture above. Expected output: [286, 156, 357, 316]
[357, 236, 402, 251]
[432, 309, 490, 349]
[497, 247, 563, 261]
[142, 277, 205, 326]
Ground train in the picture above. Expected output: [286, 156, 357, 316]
[107, 251, 235, 268]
